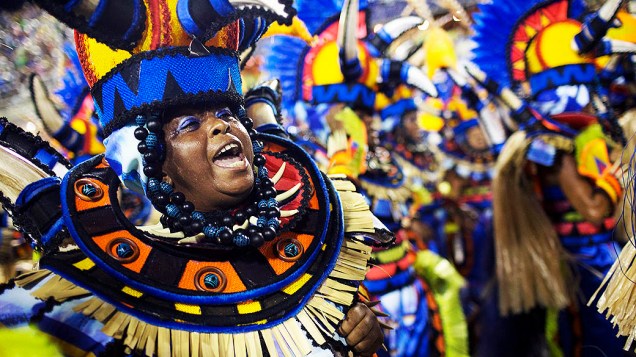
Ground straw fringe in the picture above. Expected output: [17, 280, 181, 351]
[14, 270, 90, 302]
[493, 131, 570, 315]
[330, 175, 377, 233]
[12, 177, 374, 356]
[592, 243, 636, 351]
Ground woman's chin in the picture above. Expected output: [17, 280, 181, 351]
[217, 179, 255, 206]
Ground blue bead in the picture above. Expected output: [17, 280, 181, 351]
[258, 167, 268, 178]
[146, 133, 158, 148]
[116, 243, 134, 258]
[257, 216, 267, 227]
[267, 218, 279, 228]
[258, 200, 267, 208]
[203, 273, 219, 289]
[284, 243, 299, 258]
[81, 184, 97, 197]
[135, 116, 146, 126]
[267, 198, 277, 208]
[253, 140, 263, 153]
[192, 212, 205, 221]
[160, 182, 174, 194]
[203, 225, 219, 238]
[166, 204, 181, 218]
[147, 178, 161, 194]
[233, 234, 250, 247]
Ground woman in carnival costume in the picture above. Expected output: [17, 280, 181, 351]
[261, 1, 468, 356]
[594, 108, 636, 353]
[374, 87, 469, 357]
[470, 0, 635, 355]
[0, 0, 393, 356]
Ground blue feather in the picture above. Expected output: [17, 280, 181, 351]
[259, 36, 307, 110]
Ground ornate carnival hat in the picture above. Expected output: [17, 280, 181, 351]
[262, 0, 436, 117]
[472, 0, 635, 101]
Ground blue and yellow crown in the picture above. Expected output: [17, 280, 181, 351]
[45, 0, 295, 136]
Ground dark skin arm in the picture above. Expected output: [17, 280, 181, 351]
[553, 154, 613, 226]
[339, 303, 384, 356]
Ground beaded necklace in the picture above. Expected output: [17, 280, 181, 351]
[133, 107, 280, 248]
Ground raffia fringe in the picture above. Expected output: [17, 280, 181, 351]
[329, 175, 376, 233]
[15, 178, 373, 357]
[14, 269, 90, 302]
[591, 242, 636, 351]
[493, 132, 570, 315]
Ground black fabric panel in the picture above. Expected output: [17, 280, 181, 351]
[163, 71, 187, 100]
[189, 0, 218, 33]
[20, 187, 62, 233]
[0, 126, 38, 157]
[288, 208, 320, 235]
[119, 60, 141, 95]
[139, 248, 188, 287]
[230, 249, 276, 289]
[112, 88, 126, 118]
[258, 291, 289, 311]
[76, 206, 123, 236]
[200, 304, 239, 320]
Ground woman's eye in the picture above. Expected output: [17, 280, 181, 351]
[176, 116, 201, 133]
[216, 108, 236, 121]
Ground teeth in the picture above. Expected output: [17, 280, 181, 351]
[217, 143, 239, 157]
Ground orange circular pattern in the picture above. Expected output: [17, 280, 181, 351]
[74, 178, 104, 202]
[106, 237, 141, 264]
[194, 267, 228, 293]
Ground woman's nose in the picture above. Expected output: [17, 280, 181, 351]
[207, 117, 230, 137]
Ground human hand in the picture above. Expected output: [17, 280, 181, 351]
[338, 302, 384, 356]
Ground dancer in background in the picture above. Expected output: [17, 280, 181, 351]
[471, 0, 634, 355]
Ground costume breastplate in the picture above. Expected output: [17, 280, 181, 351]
[9, 133, 383, 356]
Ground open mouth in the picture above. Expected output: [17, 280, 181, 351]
[212, 142, 247, 168]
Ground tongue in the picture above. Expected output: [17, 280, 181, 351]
[214, 153, 244, 168]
